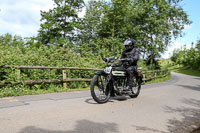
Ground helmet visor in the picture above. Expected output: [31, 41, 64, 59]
[125, 45, 132, 49]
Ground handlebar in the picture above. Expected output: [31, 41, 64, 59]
[102, 57, 132, 65]
[102, 56, 118, 63]
[119, 58, 130, 62]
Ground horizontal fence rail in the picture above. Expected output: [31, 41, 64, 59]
[0, 65, 170, 87]
[0, 65, 103, 71]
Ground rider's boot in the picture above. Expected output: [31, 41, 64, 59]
[124, 76, 134, 91]
[123, 86, 131, 91]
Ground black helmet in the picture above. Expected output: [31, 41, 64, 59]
[123, 38, 134, 51]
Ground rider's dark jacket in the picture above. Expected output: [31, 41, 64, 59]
[122, 47, 139, 66]
[116, 47, 139, 67]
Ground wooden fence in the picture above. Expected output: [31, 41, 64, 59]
[0, 65, 169, 87]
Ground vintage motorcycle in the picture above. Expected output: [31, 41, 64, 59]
[90, 57, 143, 104]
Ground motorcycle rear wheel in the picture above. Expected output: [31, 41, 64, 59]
[90, 75, 110, 104]
[129, 78, 141, 98]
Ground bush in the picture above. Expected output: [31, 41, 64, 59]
[170, 41, 200, 70]
[0, 34, 150, 97]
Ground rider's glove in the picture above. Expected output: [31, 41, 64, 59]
[125, 58, 131, 61]
[124, 62, 129, 66]
[122, 58, 132, 62]
[112, 63, 119, 67]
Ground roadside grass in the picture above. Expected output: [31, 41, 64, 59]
[0, 84, 90, 98]
[158, 59, 175, 70]
[172, 68, 200, 77]
[158, 59, 200, 77]
[144, 73, 171, 84]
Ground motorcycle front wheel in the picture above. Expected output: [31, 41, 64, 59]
[90, 74, 110, 104]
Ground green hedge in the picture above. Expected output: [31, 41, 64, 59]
[0, 34, 148, 97]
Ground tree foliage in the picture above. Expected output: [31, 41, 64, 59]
[79, 0, 191, 60]
[0, 0, 192, 69]
[34, 0, 191, 63]
[37, 0, 84, 46]
[171, 41, 200, 69]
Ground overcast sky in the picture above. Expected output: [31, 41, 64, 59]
[0, 0, 55, 37]
[0, 0, 200, 59]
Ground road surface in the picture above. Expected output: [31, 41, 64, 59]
[0, 72, 200, 133]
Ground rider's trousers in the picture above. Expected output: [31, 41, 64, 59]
[117, 65, 137, 88]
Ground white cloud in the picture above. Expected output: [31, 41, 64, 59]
[0, 0, 54, 37]
[161, 41, 192, 59]
[0, 0, 88, 37]
[184, 24, 192, 30]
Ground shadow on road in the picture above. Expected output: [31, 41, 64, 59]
[177, 85, 200, 92]
[110, 96, 128, 101]
[84, 98, 99, 104]
[164, 98, 200, 132]
[194, 77, 200, 80]
[132, 125, 166, 133]
[19, 120, 119, 133]
[85, 96, 128, 104]
[0, 101, 30, 109]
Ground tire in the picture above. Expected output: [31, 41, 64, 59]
[90, 75, 110, 104]
[129, 78, 141, 98]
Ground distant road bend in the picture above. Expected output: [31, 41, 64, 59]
[0, 72, 200, 133]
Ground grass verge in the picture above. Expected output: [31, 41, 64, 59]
[158, 59, 200, 77]
[172, 68, 200, 77]
[0, 84, 89, 98]
[145, 73, 171, 84]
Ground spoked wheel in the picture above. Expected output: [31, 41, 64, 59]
[90, 75, 110, 104]
[129, 78, 141, 98]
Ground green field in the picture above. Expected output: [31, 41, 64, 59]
[172, 68, 200, 77]
[159, 59, 200, 77]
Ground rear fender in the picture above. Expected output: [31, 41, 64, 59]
[137, 68, 143, 77]
[136, 69, 143, 83]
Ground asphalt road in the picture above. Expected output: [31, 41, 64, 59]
[0, 72, 200, 133]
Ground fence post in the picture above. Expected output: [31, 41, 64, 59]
[62, 70, 67, 88]
[16, 69, 21, 82]
[166, 69, 169, 77]
[161, 70, 163, 77]
[143, 73, 146, 83]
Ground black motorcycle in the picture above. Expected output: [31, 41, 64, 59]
[90, 57, 143, 104]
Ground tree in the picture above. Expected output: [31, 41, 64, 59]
[79, 0, 135, 57]
[80, 0, 191, 67]
[0, 33, 24, 48]
[37, 0, 84, 46]
[171, 40, 200, 69]
[128, 0, 191, 66]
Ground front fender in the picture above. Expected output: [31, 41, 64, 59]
[95, 71, 107, 75]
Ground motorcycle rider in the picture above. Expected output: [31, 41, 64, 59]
[113, 38, 139, 91]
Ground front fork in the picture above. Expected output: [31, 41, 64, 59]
[95, 71, 114, 95]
